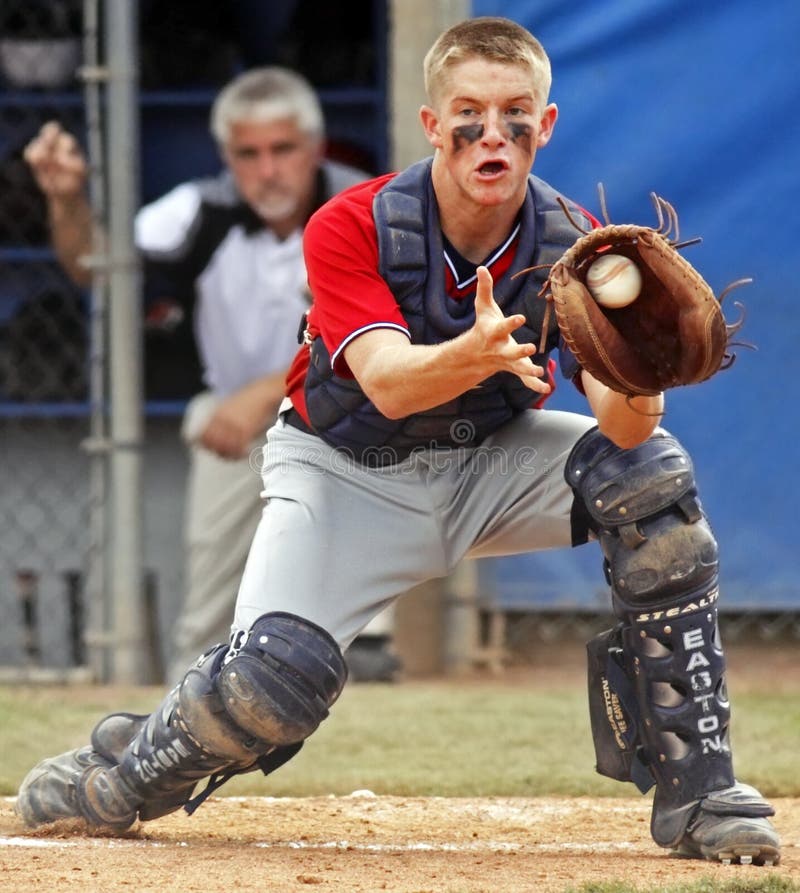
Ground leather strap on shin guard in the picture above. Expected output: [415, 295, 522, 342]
[586, 626, 653, 793]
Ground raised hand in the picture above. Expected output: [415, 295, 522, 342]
[472, 265, 550, 394]
[24, 121, 88, 200]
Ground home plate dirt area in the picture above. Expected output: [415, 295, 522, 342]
[1, 794, 798, 892]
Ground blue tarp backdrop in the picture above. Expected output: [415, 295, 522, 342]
[471, 0, 799, 609]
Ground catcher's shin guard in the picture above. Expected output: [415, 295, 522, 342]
[18, 612, 347, 830]
[569, 427, 779, 861]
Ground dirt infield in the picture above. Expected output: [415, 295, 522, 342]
[1, 643, 797, 891]
[1, 794, 797, 892]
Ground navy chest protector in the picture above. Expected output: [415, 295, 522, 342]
[304, 158, 588, 465]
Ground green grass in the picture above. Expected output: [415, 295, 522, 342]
[564, 879, 799, 893]
[1, 675, 798, 800]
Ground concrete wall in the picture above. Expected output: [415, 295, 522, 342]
[388, 0, 469, 170]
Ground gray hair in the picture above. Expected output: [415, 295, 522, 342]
[210, 67, 325, 146]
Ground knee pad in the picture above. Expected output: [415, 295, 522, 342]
[177, 644, 273, 762]
[565, 426, 718, 609]
[216, 612, 348, 746]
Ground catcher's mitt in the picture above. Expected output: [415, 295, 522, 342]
[543, 189, 749, 396]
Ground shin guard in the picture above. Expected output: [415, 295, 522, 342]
[78, 612, 347, 828]
[567, 427, 736, 845]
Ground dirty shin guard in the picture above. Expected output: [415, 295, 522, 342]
[566, 427, 735, 847]
[619, 590, 734, 847]
[79, 612, 348, 828]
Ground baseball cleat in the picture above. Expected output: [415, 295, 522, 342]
[15, 745, 136, 832]
[673, 785, 781, 865]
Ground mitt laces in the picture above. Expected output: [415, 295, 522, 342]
[563, 183, 703, 251]
[513, 183, 755, 369]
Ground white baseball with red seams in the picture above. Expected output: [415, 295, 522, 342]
[586, 253, 642, 308]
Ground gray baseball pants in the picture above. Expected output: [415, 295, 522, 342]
[232, 408, 597, 649]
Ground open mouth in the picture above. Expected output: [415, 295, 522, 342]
[478, 161, 506, 176]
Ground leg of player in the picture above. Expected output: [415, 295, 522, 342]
[15, 612, 347, 830]
[567, 427, 780, 866]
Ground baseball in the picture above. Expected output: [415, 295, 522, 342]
[586, 253, 642, 309]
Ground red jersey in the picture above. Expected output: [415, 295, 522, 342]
[286, 172, 555, 421]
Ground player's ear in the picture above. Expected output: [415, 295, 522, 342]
[536, 103, 558, 148]
[419, 105, 443, 149]
[309, 135, 326, 166]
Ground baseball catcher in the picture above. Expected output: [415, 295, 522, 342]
[15, 16, 779, 867]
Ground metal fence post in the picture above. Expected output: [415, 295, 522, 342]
[104, 0, 146, 683]
[78, 0, 111, 682]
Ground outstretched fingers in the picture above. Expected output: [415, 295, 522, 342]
[473, 266, 550, 395]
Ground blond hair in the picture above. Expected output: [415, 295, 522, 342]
[423, 17, 552, 109]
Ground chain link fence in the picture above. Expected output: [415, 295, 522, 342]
[0, 1, 171, 683]
[0, 0, 388, 683]
[500, 611, 800, 667]
[0, 0, 95, 677]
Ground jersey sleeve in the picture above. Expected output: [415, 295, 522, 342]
[303, 178, 410, 376]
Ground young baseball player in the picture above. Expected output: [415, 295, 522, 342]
[17, 17, 780, 865]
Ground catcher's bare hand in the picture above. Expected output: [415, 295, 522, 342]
[24, 121, 88, 199]
[473, 266, 550, 395]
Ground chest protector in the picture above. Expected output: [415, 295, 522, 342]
[304, 157, 588, 465]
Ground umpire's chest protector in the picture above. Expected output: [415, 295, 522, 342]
[304, 158, 585, 465]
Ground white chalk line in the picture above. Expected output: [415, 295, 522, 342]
[273, 840, 639, 854]
[0, 836, 636, 855]
[0, 837, 183, 849]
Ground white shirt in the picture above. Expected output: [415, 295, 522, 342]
[134, 163, 364, 397]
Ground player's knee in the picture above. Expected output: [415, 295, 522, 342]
[168, 643, 267, 761]
[215, 612, 348, 746]
[608, 510, 718, 608]
[565, 426, 718, 607]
